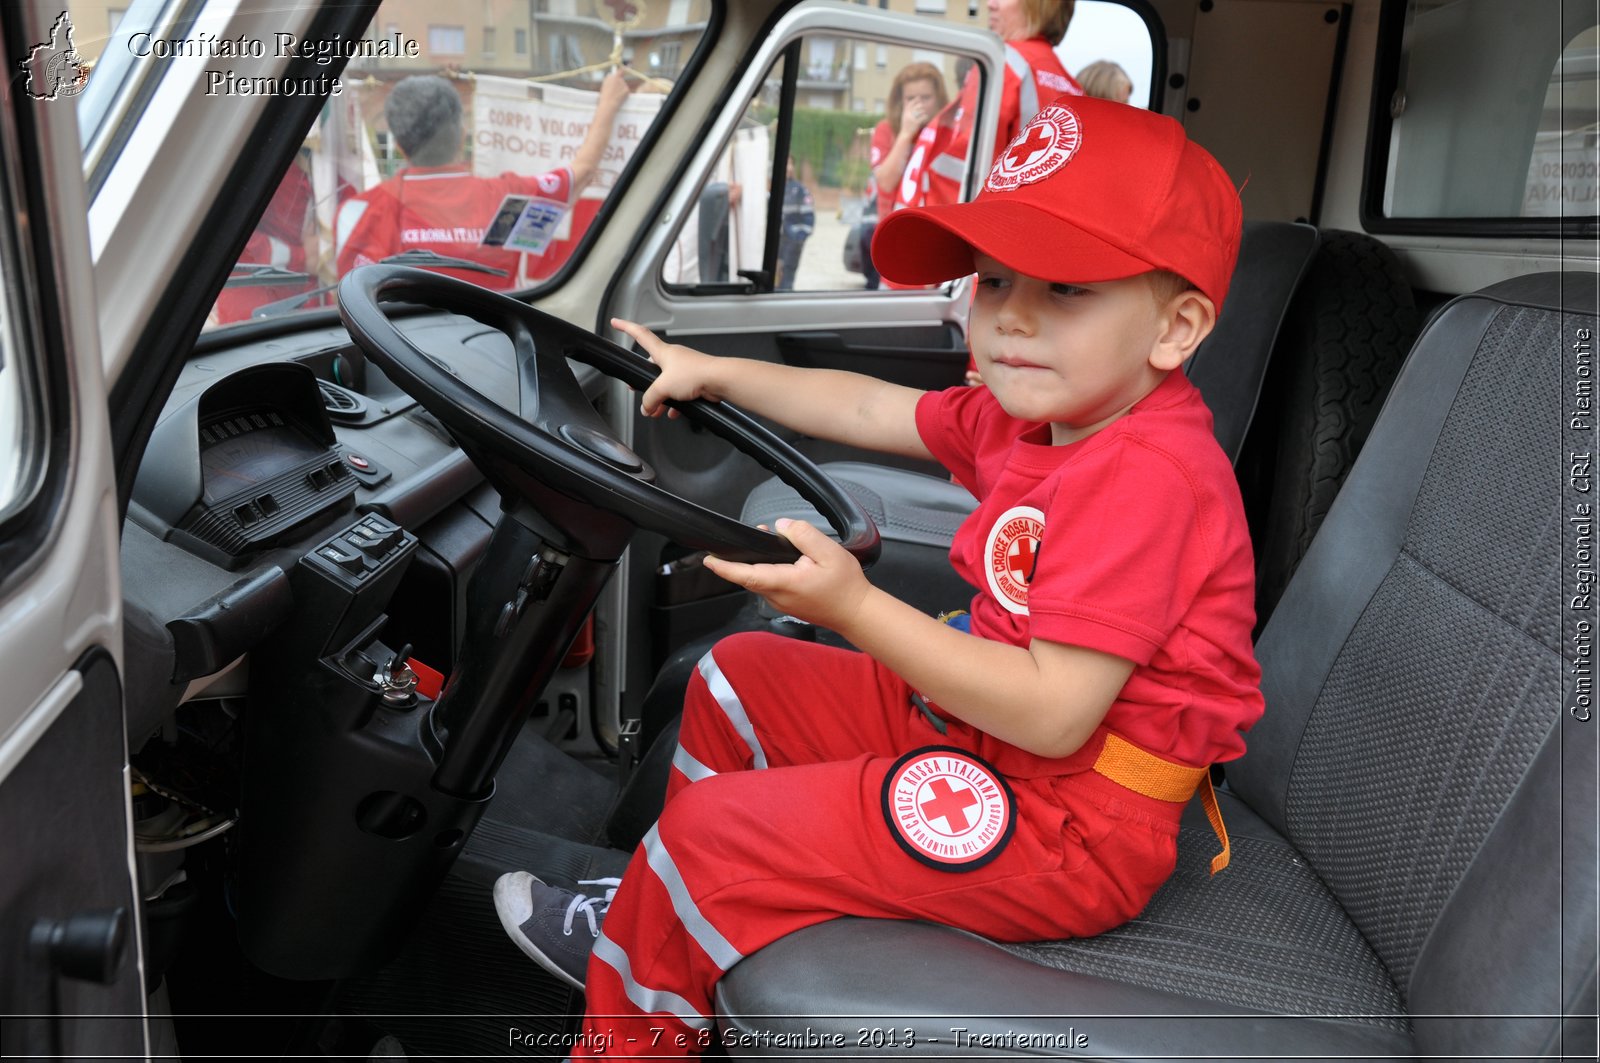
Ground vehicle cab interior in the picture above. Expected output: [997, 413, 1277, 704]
[0, 0, 1594, 1060]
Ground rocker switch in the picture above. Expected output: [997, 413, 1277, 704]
[319, 544, 366, 575]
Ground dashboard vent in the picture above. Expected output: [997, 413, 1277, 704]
[318, 380, 368, 422]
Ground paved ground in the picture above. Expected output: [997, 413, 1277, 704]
[792, 186, 873, 292]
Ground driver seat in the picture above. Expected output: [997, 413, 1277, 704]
[713, 276, 1598, 1057]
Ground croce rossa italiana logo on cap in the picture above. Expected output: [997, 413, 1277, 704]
[986, 103, 1082, 192]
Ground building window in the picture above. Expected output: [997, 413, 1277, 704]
[549, 33, 583, 73]
[515, 28, 528, 54]
[915, 0, 948, 13]
[807, 38, 836, 80]
[875, 43, 887, 68]
[482, 26, 496, 56]
[428, 25, 466, 55]
[654, 40, 683, 73]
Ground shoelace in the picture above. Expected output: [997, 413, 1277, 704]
[561, 877, 621, 938]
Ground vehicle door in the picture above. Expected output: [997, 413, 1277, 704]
[594, 1, 1007, 729]
[0, 3, 142, 1058]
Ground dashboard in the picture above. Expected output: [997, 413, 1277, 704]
[121, 309, 607, 743]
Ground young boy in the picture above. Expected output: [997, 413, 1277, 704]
[494, 95, 1263, 1057]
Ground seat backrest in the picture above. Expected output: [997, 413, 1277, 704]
[1184, 220, 1318, 462]
[1231, 274, 1598, 1055]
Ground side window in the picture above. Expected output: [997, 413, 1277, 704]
[663, 35, 976, 294]
[204, 0, 717, 328]
[660, 3, 1156, 295]
[1059, 0, 1156, 108]
[1523, 26, 1600, 219]
[1374, 0, 1598, 226]
[0, 220, 47, 529]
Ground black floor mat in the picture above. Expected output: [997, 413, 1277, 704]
[336, 823, 631, 1061]
[480, 722, 618, 844]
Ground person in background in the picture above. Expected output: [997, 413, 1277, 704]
[210, 153, 318, 324]
[869, 62, 949, 218]
[1078, 59, 1134, 103]
[848, 62, 951, 289]
[895, 0, 1082, 212]
[777, 158, 815, 291]
[336, 70, 630, 290]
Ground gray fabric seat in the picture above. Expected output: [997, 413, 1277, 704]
[715, 273, 1599, 1057]
[741, 221, 1318, 610]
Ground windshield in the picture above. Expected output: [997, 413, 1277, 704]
[63, 0, 711, 331]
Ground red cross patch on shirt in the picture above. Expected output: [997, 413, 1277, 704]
[984, 505, 1045, 615]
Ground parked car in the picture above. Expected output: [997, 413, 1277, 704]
[0, 0, 1594, 1059]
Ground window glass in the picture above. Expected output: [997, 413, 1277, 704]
[1057, 1, 1154, 108]
[1380, 0, 1598, 221]
[661, 2, 1155, 295]
[1523, 26, 1599, 218]
[37, 0, 167, 164]
[663, 37, 980, 293]
[0, 226, 47, 527]
[198, 0, 714, 329]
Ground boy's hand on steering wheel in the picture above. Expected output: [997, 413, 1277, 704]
[705, 518, 873, 633]
[615, 317, 721, 420]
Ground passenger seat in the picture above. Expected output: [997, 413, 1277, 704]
[716, 272, 1599, 1061]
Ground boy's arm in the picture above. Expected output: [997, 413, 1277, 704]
[706, 519, 1133, 758]
[615, 318, 933, 460]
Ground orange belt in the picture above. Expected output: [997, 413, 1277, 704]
[1091, 732, 1231, 874]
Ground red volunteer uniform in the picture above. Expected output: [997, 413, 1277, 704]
[867, 119, 897, 217]
[894, 36, 1081, 213]
[573, 373, 1263, 1057]
[213, 165, 315, 324]
[334, 164, 575, 290]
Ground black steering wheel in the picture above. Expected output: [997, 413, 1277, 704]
[336, 265, 879, 566]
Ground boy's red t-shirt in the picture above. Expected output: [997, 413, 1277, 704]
[915, 371, 1264, 767]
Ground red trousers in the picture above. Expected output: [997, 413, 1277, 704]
[574, 632, 1184, 1058]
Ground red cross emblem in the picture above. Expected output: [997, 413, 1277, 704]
[919, 778, 980, 833]
[883, 748, 1016, 871]
[987, 104, 1083, 192]
[1004, 125, 1053, 169]
[985, 506, 1046, 614]
[1006, 536, 1038, 585]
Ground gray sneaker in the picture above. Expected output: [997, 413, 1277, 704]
[492, 872, 620, 990]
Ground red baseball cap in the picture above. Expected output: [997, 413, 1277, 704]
[873, 95, 1242, 309]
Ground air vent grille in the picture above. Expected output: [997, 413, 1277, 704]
[318, 380, 368, 421]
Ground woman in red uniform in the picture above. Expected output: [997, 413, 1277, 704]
[869, 62, 949, 218]
[895, 0, 1082, 212]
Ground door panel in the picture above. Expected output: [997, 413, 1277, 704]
[0, 654, 143, 1060]
[0, 3, 139, 1055]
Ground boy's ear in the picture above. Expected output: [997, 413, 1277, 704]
[1148, 291, 1217, 373]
